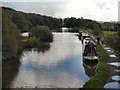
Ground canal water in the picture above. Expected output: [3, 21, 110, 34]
[3, 28, 97, 88]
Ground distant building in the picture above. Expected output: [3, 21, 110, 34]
[118, 1, 120, 21]
[101, 24, 115, 30]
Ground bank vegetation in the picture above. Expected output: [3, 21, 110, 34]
[2, 7, 62, 61]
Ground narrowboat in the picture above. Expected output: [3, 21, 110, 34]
[83, 42, 100, 61]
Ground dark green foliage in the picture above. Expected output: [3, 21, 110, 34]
[31, 26, 53, 42]
[64, 17, 78, 28]
[63, 17, 104, 35]
[52, 18, 62, 29]
[2, 10, 20, 60]
[21, 37, 40, 48]
[63, 17, 101, 30]
[2, 7, 62, 32]
[2, 6, 61, 61]
[2, 7, 60, 60]
[3, 8, 32, 32]
[43, 16, 54, 29]
[11, 13, 32, 32]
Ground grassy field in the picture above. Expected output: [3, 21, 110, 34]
[103, 31, 117, 36]
[83, 38, 110, 88]
[103, 31, 119, 52]
[104, 38, 120, 52]
[84, 29, 120, 52]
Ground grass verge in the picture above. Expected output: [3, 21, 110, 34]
[104, 39, 120, 52]
[85, 29, 119, 52]
[103, 31, 119, 52]
[83, 63, 109, 88]
[82, 33, 110, 88]
[103, 31, 117, 36]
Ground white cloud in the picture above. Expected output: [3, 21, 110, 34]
[54, 0, 118, 21]
[1, 0, 69, 2]
[118, 1, 120, 21]
[41, 5, 47, 8]
[1, 0, 119, 21]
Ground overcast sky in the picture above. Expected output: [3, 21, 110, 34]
[1, 0, 120, 22]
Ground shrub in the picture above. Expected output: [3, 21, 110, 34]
[31, 26, 53, 42]
[25, 37, 40, 48]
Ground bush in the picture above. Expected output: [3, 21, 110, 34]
[22, 37, 40, 48]
[31, 26, 53, 42]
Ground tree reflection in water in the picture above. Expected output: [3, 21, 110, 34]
[2, 57, 21, 88]
[23, 43, 50, 54]
[2, 43, 50, 88]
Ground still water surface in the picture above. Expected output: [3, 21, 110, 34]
[3, 29, 97, 88]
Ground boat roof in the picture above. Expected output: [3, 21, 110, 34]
[85, 42, 96, 46]
[85, 37, 90, 39]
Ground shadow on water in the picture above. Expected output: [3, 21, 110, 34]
[2, 56, 21, 88]
[2, 43, 50, 88]
[23, 43, 50, 54]
[83, 59, 98, 77]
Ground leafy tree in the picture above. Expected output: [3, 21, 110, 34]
[2, 11, 20, 60]
[50, 17, 62, 29]
[43, 16, 54, 29]
[2, 7, 62, 32]
[63, 17, 101, 30]
[31, 26, 53, 42]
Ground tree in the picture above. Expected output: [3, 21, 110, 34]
[2, 7, 62, 32]
[2, 11, 20, 60]
[63, 17, 101, 30]
[31, 26, 53, 42]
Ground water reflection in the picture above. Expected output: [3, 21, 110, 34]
[83, 59, 98, 77]
[2, 43, 50, 88]
[23, 43, 50, 54]
[2, 58, 20, 88]
[3, 32, 93, 88]
[21, 33, 82, 67]
[104, 82, 120, 88]
[11, 70, 85, 88]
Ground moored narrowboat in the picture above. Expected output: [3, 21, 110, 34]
[83, 42, 100, 61]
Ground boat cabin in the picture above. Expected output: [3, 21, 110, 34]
[83, 43, 99, 61]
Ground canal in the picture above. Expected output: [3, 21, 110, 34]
[3, 28, 97, 88]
